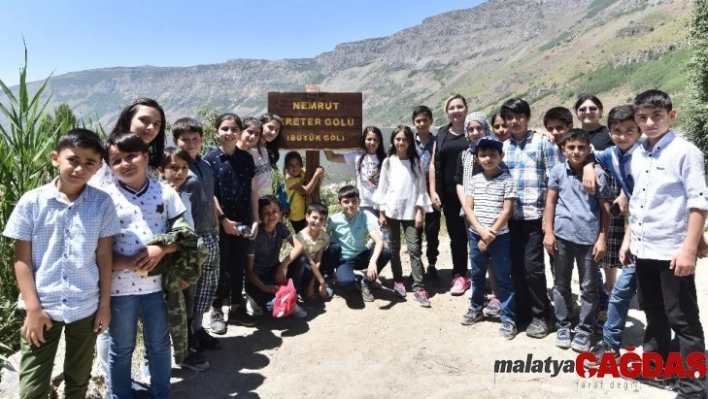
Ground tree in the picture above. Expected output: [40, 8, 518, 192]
[685, 0, 708, 168]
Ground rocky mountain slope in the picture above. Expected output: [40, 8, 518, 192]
[24, 0, 692, 127]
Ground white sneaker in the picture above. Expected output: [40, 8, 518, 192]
[291, 304, 308, 319]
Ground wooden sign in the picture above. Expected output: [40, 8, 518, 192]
[268, 92, 363, 149]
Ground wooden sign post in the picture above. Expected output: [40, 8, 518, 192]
[268, 90, 362, 204]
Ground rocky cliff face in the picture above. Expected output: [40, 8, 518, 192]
[24, 0, 690, 127]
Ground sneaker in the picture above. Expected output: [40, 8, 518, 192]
[526, 317, 550, 339]
[461, 307, 483, 325]
[360, 279, 375, 302]
[483, 297, 501, 318]
[571, 330, 592, 353]
[393, 280, 407, 297]
[291, 304, 308, 319]
[228, 307, 259, 327]
[499, 321, 518, 340]
[556, 324, 571, 349]
[210, 309, 227, 335]
[413, 288, 431, 308]
[584, 341, 620, 368]
[425, 265, 441, 285]
[180, 349, 210, 372]
[195, 328, 221, 350]
[450, 274, 471, 296]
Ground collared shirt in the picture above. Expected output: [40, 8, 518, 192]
[592, 142, 639, 198]
[503, 130, 559, 220]
[415, 133, 436, 181]
[464, 170, 517, 235]
[204, 147, 255, 223]
[548, 162, 610, 245]
[327, 210, 379, 259]
[186, 156, 217, 233]
[2, 180, 121, 323]
[247, 222, 292, 274]
[629, 131, 708, 260]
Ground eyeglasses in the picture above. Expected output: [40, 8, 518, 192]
[578, 106, 599, 113]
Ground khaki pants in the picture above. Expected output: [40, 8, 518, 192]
[19, 313, 96, 399]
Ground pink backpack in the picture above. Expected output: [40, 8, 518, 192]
[272, 279, 297, 318]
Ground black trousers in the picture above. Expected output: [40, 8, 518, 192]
[636, 258, 705, 397]
[212, 232, 249, 308]
[509, 219, 550, 325]
[442, 191, 468, 277]
[423, 208, 441, 266]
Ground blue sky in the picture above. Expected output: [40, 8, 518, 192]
[0, 0, 484, 86]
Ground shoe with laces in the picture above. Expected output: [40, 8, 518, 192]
[180, 349, 210, 372]
[210, 309, 227, 335]
[228, 307, 259, 327]
[571, 330, 592, 353]
[526, 317, 550, 339]
[584, 341, 620, 368]
[461, 306, 483, 325]
[483, 297, 501, 318]
[450, 274, 471, 296]
[413, 288, 431, 308]
[195, 327, 221, 350]
[393, 280, 407, 297]
[425, 265, 441, 285]
[360, 279, 374, 302]
[499, 321, 518, 340]
[556, 323, 571, 349]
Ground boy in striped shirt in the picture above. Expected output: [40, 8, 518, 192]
[461, 136, 518, 340]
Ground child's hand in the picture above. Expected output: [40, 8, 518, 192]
[671, 248, 697, 277]
[543, 234, 557, 255]
[615, 191, 629, 214]
[221, 218, 237, 235]
[306, 285, 316, 300]
[378, 214, 387, 228]
[23, 308, 53, 347]
[275, 265, 288, 285]
[314, 167, 325, 178]
[367, 263, 378, 281]
[263, 285, 278, 294]
[179, 279, 191, 290]
[619, 239, 632, 266]
[318, 283, 330, 300]
[479, 229, 495, 244]
[478, 240, 488, 252]
[697, 234, 708, 259]
[430, 192, 442, 211]
[250, 222, 259, 240]
[414, 209, 423, 229]
[134, 245, 165, 273]
[94, 303, 110, 334]
[582, 164, 597, 195]
[593, 239, 606, 262]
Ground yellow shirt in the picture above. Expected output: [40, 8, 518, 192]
[285, 171, 306, 221]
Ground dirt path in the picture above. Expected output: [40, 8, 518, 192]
[168, 237, 708, 399]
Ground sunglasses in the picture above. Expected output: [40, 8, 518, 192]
[578, 106, 599, 113]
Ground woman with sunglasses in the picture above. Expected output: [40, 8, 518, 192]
[574, 94, 621, 327]
[574, 94, 613, 151]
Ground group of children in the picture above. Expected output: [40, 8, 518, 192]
[4, 88, 708, 398]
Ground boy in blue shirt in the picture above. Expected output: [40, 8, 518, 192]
[323, 185, 392, 302]
[2, 129, 121, 398]
[620, 90, 708, 397]
[544, 129, 611, 352]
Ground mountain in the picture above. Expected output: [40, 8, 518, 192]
[23, 0, 692, 128]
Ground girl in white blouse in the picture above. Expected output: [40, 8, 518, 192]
[373, 125, 433, 307]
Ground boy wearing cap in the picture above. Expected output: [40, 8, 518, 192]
[461, 136, 518, 340]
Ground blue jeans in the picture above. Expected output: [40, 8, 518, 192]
[603, 265, 637, 349]
[108, 291, 171, 399]
[323, 242, 392, 289]
[469, 232, 515, 324]
[552, 237, 598, 333]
